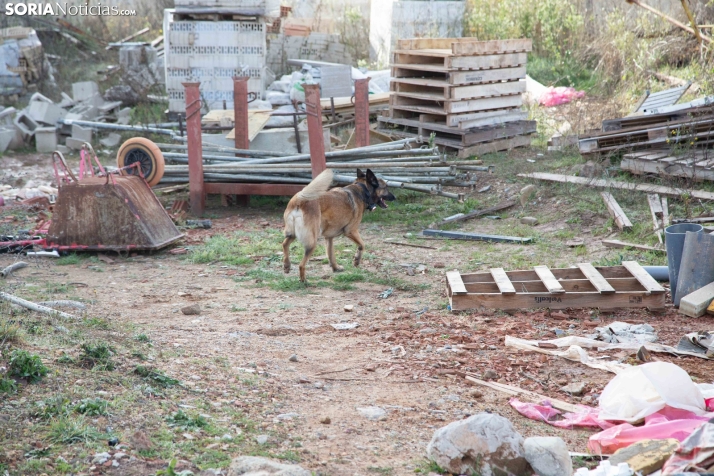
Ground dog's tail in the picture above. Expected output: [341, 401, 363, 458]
[296, 169, 334, 201]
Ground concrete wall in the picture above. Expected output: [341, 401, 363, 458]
[370, 0, 465, 67]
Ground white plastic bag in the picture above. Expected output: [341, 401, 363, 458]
[598, 362, 706, 422]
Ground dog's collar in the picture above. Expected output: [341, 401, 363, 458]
[356, 183, 377, 211]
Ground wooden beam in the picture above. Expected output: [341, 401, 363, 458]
[422, 229, 533, 244]
[601, 192, 633, 231]
[647, 193, 664, 244]
[577, 263, 616, 294]
[438, 200, 516, 226]
[518, 172, 714, 201]
[464, 375, 578, 413]
[450, 290, 665, 311]
[622, 261, 666, 294]
[534, 265, 565, 294]
[602, 239, 666, 254]
[446, 271, 467, 295]
[490, 268, 516, 295]
[679, 281, 714, 317]
[662, 196, 670, 227]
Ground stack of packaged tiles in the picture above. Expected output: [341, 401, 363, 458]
[377, 37, 536, 158]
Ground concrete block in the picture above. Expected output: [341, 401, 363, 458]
[84, 93, 105, 108]
[28, 101, 67, 125]
[55, 144, 70, 154]
[99, 101, 122, 114]
[248, 127, 331, 155]
[0, 107, 16, 126]
[117, 107, 132, 118]
[13, 111, 39, 137]
[68, 104, 99, 121]
[99, 133, 121, 148]
[0, 127, 15, 153]
[71, 124, 93, 142]
[59, 92, 75, 108]
[65, 137, 87, 150]
[35, 127, 57, 153]
[72, 81, 99, 102]
[30, 92, 53, 103]
[679, 281, 714, 317]
[610, 439, 678, 475]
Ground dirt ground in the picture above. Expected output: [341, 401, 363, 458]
[1, 148, 713, 476]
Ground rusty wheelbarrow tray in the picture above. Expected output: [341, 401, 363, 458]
[45, 146, 183, 252]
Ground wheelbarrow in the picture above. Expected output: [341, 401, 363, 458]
[41, 143, 183, 252]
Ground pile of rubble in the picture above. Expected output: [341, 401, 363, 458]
[0, 81, 127, 155]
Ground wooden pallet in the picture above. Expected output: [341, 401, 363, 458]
[621, 148, 714, 182]
[446, 262, 665, 311]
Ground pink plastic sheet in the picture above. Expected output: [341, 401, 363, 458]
[539, 86, 585, 107]
[509, 398, 713, 455]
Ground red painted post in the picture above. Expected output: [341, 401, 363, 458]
[354, 78, 370, 148]
[303, 84, 327, 177]
[183, 82, 205, 216]
[232, 76, 250, 152]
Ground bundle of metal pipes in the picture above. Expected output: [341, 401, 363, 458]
[156, 138, 491, 199]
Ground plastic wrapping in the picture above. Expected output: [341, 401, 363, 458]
[539, 86, 585, 107]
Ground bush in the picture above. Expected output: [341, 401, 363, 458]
[8, 349, 49, 383]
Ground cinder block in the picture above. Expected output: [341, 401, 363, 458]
[65, 137, 87, 150]
[55, 144, 70, 154]
[30, 92, 53, 104]
[35, 127, 57, 153]
[71, 124, 92, 142]
[13, 111, 39, 137]
[84, 93, 105, 108]
[28, 101, 67, 126]
[100, 133, 121, 148]
[72, 81, 99, 102]
[0, 107, 16, 126]
[68, 104, 99, 121]
[0, 127, 15, 153]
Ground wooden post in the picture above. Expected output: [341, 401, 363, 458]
[232, 76, 250, 206]
[303, 84, 327, 177]
[354, 78, 371, 148]
[183, 82, 205, 216]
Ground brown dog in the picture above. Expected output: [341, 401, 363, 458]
[282, 168, 395, 282]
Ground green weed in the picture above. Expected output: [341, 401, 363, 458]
[8, 349, 49, 383]
[74, 398, 109, 416]
[0, 377, 17, 394]
[134, 333, 151, 343]
[79, 342, 115, 370]
[56, 254, 82, 266]
[134, 365, 179, 387]
[33, 396, 71, 419]
[47, 416, 104, 445]
[0, 319, 22, 343]
[166, 410, 208, 430]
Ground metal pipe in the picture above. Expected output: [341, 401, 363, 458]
[156, 143, 291, 157]
[164, 161, 454, 171]
[332, 174, 463, 200]
[59, 119, 175, 135]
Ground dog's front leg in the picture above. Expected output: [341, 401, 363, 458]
[326, 237, 344, 272]
[345, 230, 365, 267]
[282, 235, 295, 273]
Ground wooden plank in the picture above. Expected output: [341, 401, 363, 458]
[446, 94, 523, 113]
[490, 268, 516, 295]
[446, 66, 526, 85]
[662, 197, 670, 227]
[449, 80, 525, 100]
[457, 111, 528, 129]
[518, 172, 714, 201]
[465, 277, 646, 294]
[451, 38, 532, 55]
[450, 290, 665, 311]
[602, 239, 666, 254]
[464, 375, 577, 413]
[679, 281, 714, 317]
[647, 193, 664, 244]
[460, 266, 639, 282]
[447, 52, 528, 69]
[456, 135, 532, 158]
[576, 263, 616, 294]
[533, 265, 565, 294]
[446, 270, 467, 295]
[601, 192, 633, 231]
[622, 261, 666, 294]
[447, 108, 523, 127]
[423, 229, 532, 244]
[438, 200, 516, 225]
[225, 111, 271, 141]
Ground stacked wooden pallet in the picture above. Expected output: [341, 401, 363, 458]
[376, 38, 536, 159]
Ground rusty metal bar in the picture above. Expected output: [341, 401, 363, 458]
[354, 78, 371, 148]
[303, 84, 327, 177]
[233, 76, 250, 153]
[183, 82, 205, 216]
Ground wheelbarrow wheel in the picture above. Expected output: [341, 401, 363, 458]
[116, 138, 165, 187]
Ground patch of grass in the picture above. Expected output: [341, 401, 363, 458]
[134, 333, 151, 343]
[190, 230, 282, 266]
[368, 466, 394, 474]
[33, 396, 71, 419]
[195, 449, 232, 470]
[230, 305, 248, 312]
[0, 318, 23, 343]
[8, 349, 49, 383]
[166, 410, 208, 430]
[0, 377, 18, 394]
[134, 365, 179, 387]
[84, 317, 111, 330]
[47, 416, 104, 445]
[56, 254, 82, 266]
[74, 398, 109, 416]
[528, 54, 601, 91]
[414, 459, 449, 474]
[79, 342, 115, 370]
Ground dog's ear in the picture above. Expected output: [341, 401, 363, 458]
[356, 168, 365, 179]
[366, 169, 379, 188]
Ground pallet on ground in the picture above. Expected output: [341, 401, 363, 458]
[621, 148, 714, 182]
[377, 117, 536, 146]
[390, 78, 525, 101]
[446, 262, 665, 311]
[391, 66, 527, 87]
[390, 93, 523, 116]
[388, 107, 528, 129]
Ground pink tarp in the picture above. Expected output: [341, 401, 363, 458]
[510, 398, 714, 454]
[538, 86, 585, 107]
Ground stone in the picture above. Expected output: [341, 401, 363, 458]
[483, 369, 499, 380]
[255, 435, 269, 445]
[227, 456, 311, 476]
[72, 81, 99, 102]
[524, 437, 572, 476]
[181, 304, 201, 315]
[357, 406, 387, 421]
[520, 216, 539, 226]
[426, 413, 530, 476]
[319, 416, 331, 424]
[581, 160, 603, 178]
[288, 354, 298, 362]
[65, 137, 87, 150]
[609, 438, 679, 475]
[221, 434, 233, 441]
[470, 389, 483, 399]
[519, 184, 536, 206]
[433, 262, 445, 268]
[34, 127, 57, 153]
[28, 101, 66, 125]
[560, 382, 586, 396]
[129, 430, 153, 451]
[100, 133, 121, 148]
[71, 124, 93, 142]
[92, 452, 111, 465]
[344, 304, 354, 312]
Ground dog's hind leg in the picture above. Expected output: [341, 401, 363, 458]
[344, 229, 365, 267]
[298, 241, 316, 282]
[282, 234, 295, 273]
[326, 237, 344, 272]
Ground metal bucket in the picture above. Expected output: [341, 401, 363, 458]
[665, 223, 703, 300]
[674, 231, 714, 306]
